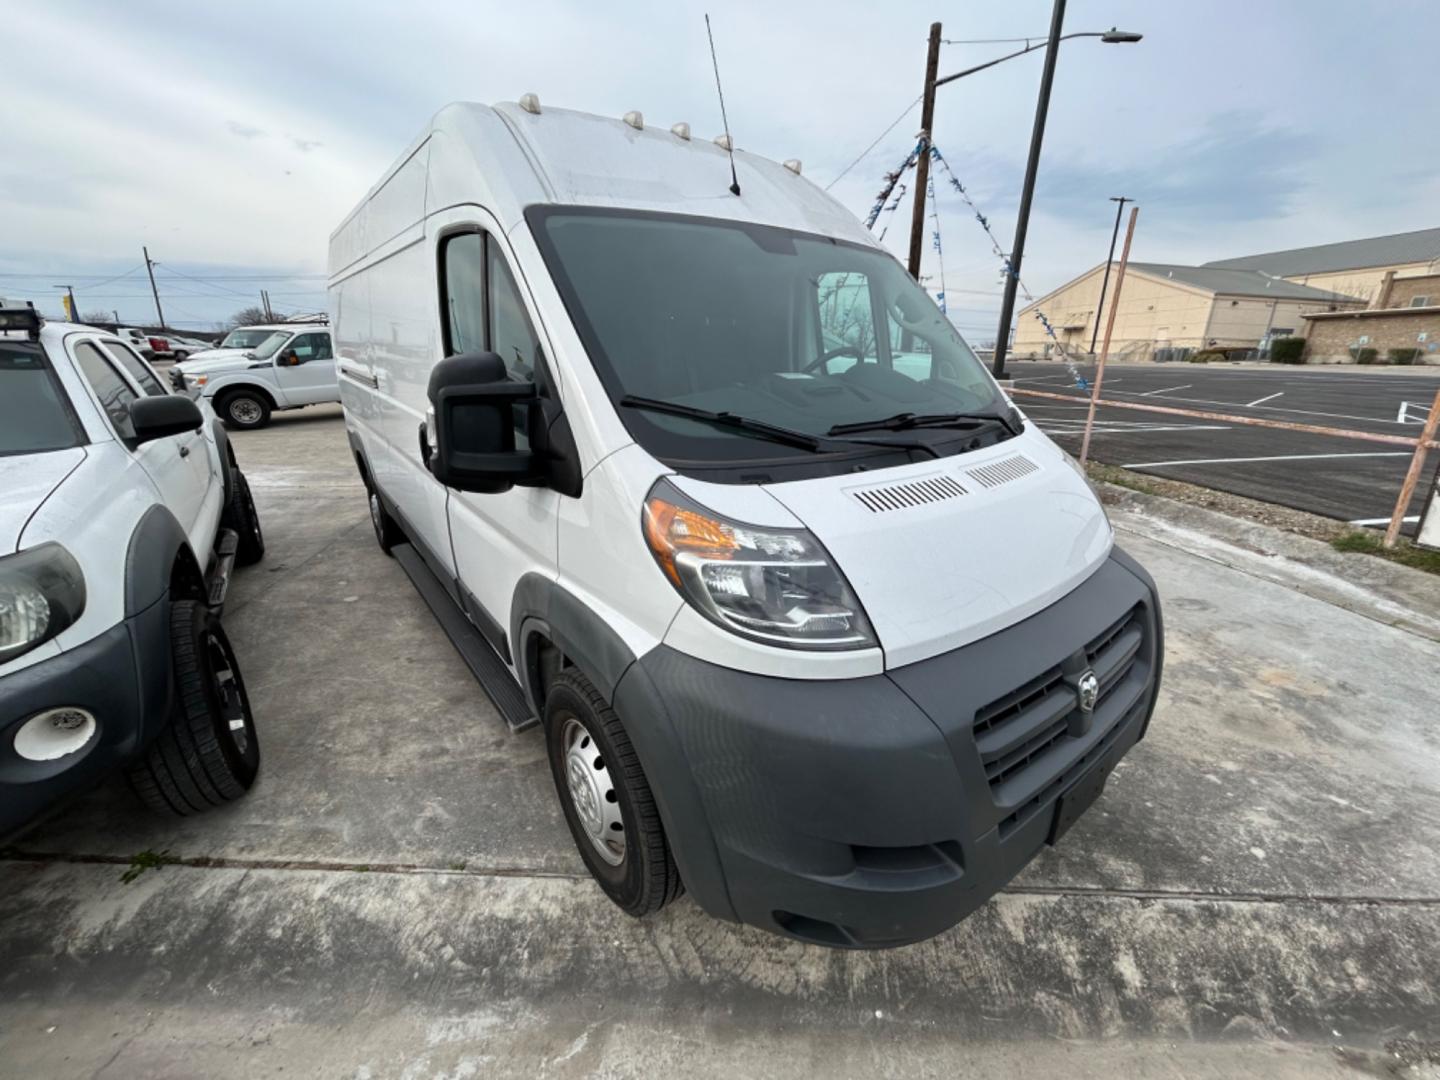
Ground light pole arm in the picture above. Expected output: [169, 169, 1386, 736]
[934, 31, 1105, 87]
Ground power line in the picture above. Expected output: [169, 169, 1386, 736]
[156, 264, 265, 299]
[941, 35, 1048, 45]
[824, 94, 923, 192]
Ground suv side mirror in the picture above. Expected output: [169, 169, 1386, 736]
[129, 394, 204, 444]
[426, 352, 541, 494]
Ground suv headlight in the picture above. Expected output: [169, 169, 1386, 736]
[642, 479, 876, 651]
[0, 544, 86, 664]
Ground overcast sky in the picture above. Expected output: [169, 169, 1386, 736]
[5, 0, 1438, 336]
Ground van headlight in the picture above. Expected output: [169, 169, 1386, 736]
[642, 479, 875, 651]
[0, 544, 86, 664]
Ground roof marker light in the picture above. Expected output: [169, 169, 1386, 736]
[783, 159, 802, 175]
[713, 134, 733, 150]
[671, 122, 691, 140]
[519, 93, 541, 115]
[623, 110, 644, 130]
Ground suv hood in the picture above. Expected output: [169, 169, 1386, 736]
[0, 448, 86, 553]
[759, 429, 1112, 669]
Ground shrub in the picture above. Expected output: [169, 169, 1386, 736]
[1270, 337, 1306, 364]
[1189, 349, 1221, 363]
[1389, 347, 1421, 366]
[1350, 346, 1379, 365]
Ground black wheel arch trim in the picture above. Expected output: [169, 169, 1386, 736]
[125, 505, 204, 617]
[511, 573, 637, 712]
[211, 418, 235, 507]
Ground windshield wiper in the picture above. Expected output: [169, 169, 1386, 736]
[829, 409, 1022, 437]
[621, 395, 837, 453]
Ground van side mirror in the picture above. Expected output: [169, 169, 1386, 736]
[426, 351, 541, 494]
[129, 394, 204, 444]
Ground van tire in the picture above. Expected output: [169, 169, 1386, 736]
[366, 485, 403, 556]
[127, 600, 261, 815]
[221, 469, 265, 565]
[543, 669, 682, 916]
[218, 389, 271, 430]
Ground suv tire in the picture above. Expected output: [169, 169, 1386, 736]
[218, 389, 271, 430]
[221, 469, 265, 565]
[127, 600, 261, 814]
[543, 669, 682, 916]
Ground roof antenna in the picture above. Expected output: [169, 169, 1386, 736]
[705, 13, 741, 196]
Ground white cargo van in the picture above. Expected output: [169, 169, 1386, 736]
[331, 100, 1163, 947]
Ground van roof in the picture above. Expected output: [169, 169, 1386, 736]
[331, 100, 875, 277]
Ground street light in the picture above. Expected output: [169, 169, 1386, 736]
[905, 6, 1141, 377]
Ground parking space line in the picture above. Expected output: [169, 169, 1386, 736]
[1123, 451, 1412, 469]
[1247, 392, 1284, 407]
[1097, 387, 1408, 428]
[1349, 515, 1420, 526]
[1139, 384, 1191, 396]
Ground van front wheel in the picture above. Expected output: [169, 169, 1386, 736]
[543, 669, 682, 916]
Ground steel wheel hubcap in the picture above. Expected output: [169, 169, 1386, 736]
[561, 715, 625, 866]
[231, 399, 261, 424]
[205, 631, 249, 755]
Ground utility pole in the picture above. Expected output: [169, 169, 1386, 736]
[143, 246, 166, 330]
[906, 22, 943, 281]
[991, 0, 1068, 379]
[261, 289, 273, 320]
[112, 309, 120, 324]
[52, 284, 78, 322]
[1089, 195, 1131, 354]
[1079, 204, 1138, 466]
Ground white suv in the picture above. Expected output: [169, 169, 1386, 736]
[171, 323, 339, 429]
[0, 303, 266, 841]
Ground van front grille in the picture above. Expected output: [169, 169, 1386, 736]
[973, 605, 1148, 827]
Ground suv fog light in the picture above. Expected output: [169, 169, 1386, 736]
[13, 707, 97, 762]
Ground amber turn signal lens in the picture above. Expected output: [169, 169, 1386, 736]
[642, 497, 738, 585]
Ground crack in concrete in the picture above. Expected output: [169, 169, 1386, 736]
[6, 850, 1439, 908]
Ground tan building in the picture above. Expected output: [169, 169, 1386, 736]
[1204, 227, 1440, 305]
[1013, 262, 1362, 361]
[1302, 272, 1440, 364]
[1014, 226, 1439, 361]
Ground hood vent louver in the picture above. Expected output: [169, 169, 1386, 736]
[965, 453, 1039, 490]
[851, 474, 968, 514]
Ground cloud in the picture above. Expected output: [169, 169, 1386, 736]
[289, 135, 323, 153]
[227, 120, 266, 139]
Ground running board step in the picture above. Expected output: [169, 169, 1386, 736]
[392, 543, 538, 734]
[207, 528, 239, 610]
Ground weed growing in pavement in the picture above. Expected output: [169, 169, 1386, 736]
[1331, 531, 1440, 575]
[121, 849, 179, 883]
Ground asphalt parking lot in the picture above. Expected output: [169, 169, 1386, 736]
[1012, 361, 1440, 534]
[3, 406, 1440, 1077]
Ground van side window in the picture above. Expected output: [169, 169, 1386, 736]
[443, 232, 486, 355]
[101, 340, 168, 396]
[73, 342, 138, 439]
[487, 245, 540, 382]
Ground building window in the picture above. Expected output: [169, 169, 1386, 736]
[1411, 295, 1431, 308]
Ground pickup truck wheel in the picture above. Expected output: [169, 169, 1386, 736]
[218, 390, 271, 430]
[127, 600, 260, 815]
[222, 469, 265, 565]
[544, 669, 682, 916]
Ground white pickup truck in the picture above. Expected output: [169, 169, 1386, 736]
[171, 322, 339, 429]
[0, 303, 266, 840]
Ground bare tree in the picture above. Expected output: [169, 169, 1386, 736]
[81, 310, 116, 325]
[228, 306, 273, 327]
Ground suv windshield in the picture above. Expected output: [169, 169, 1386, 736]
[1, 341, 83, 455]
[250, 331, 291, 359]
[221, 328, 280, 350]
[529, 207, 1007, 467]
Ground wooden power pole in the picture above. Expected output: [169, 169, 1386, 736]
[143, 246, 166, 330]
[907, 22, 943, 281]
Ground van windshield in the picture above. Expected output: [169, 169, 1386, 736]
[0, 342, 83, 455]
[530, 207, 1008, 467]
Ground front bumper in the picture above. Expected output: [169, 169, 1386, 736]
[613, 546, 1163, 948]
[0, 601, 172, 843]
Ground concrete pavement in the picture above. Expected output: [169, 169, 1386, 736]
[2, 405, 1438, 1077]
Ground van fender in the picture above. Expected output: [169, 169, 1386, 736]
[511, 574, 736, 921]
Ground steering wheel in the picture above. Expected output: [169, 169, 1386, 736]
[804, 344, 864, 375]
